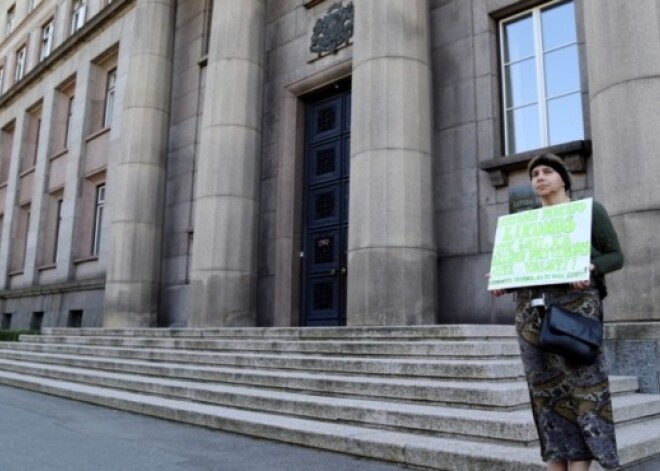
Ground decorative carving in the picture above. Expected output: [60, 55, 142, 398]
[310, 2, 354, 57]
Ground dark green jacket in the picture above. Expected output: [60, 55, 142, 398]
[591, 201, 624, 298]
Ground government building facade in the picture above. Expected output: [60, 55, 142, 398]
[0, 0, 657, 386]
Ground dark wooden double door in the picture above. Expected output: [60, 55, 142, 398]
[302, 85, 350, 326]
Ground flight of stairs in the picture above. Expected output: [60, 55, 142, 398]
[0, 325, 658, 470]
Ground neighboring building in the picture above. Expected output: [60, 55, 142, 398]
[0, 0, 657, 387]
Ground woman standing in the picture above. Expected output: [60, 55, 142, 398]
[492, 153, 624, 471]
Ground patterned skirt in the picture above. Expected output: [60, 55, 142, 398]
[515, 285, 620, 468]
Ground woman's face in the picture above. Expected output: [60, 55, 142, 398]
[530, 164, 565, 198]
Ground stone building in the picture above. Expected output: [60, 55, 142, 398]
[0, 0, 657, 386]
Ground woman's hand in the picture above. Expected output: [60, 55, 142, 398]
[570, 264, 595, 289]
[486, 273, 508, 297]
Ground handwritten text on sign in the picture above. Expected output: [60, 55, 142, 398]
[488, 198, 593, 290]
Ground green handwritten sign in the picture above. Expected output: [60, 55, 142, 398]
[488, 198, 593, 290]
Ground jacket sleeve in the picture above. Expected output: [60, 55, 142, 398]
[591, 201, 624, 276]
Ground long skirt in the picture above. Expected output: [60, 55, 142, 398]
[515, 285, 620, 468]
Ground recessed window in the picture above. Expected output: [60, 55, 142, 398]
[500, 0, 584, 155]
[91, 184, 105, 255]
[53, 198, 63, 263]
[71, 0, 86, 34]
[15, 45, 26, 82]
[1, 313, 11, 330]
[40, 20, 54, 61]
[103, 69, 116, 128]
[5, 5, 15, 38]
[30, 312, 44, 331]
[63, 95, 74, 148]
[68, 310, 83, 328]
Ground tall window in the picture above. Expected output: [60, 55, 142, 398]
[5, 5, 15, 38]
[91, 184, 105, 255]
[40, 20, 54, 61]
[71, 0, 86, 34]
[0, 66, 4, 93]
[500, 0, 583, 155]
[103, 68, 116, 128]
[63, 95, 74, 148]
[14, 46, 26, 82]
[53, 199, 63, 263]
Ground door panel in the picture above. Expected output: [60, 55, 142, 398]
[303, 89, 350, 326]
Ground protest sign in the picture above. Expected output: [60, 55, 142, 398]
[488, 198, 593, 290]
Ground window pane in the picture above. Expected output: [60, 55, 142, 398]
[507, 104, 541, 154]
[544, 45, 580, 98]
[505, 58, 538, 108]
[541, 1, 576, 50]
[503, 15, 534, 63]
[547, 93, 584, 145]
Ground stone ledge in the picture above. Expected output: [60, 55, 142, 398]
[605, 322, 660, 341]
[0, 279, 104, 299]
[479, 140, 591, 188]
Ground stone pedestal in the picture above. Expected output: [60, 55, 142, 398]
[103, 0, 175, 327]
[584, 0, 660, 322]
[188, 0, 266, 327]
[348, 0, 437, 325]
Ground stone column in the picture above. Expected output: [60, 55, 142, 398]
[584, 0, 660, 321]
[348, 0, 437, 325]
[103, 0, 175, 327]
[188, 0, 266, 327]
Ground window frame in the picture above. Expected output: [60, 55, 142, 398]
[40, 19, 54, 61]
[6, 5, 15, 38]
[71, 0, 86, 34]
[103, 68, 116, 128]
[52, 198, 63, 263]
[91, 183, 105, 256]
[14, 45, 27, 82]
[499, 0, 584, 155]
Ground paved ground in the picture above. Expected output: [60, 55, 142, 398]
[0, 385, 407, 471]
[0, 384, 658, 471]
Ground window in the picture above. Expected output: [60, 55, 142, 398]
[52, 198, 63, 263]
[500, 0, 584, 155]
[15, 46, 26, 82]
[40, 20, 54, 61]
[29, 0, 41, 13]
[1, 313, 11, 330]
[103, 68, 116, 128]
[23, 107, 41, 172]
[68, 310, 83, 328]
[91, 184, 105, 255]
[0, 123, 15, 183]
[71, 0, 86, 34]
[63, 95, 74, 148]
[11, 205, 30, 272]
[0, 66, 4, 93]
[30, 312, 44, 331]
[6, 5, 15, 38]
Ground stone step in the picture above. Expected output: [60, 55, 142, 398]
[16, 335, 522, 357]
[0, 369, 548, 471]
[0, 354, 655, 445]
[41, 325, 518, 340]
[0, 369, 658, 470]
[0, 343, 525, 379]
[0, 355, 640, 410]
[0, 356, 534, 443]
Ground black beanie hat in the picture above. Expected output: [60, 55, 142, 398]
[527, 153, 571, 191]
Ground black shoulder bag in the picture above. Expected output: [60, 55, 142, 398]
[539, 304, 603, 365]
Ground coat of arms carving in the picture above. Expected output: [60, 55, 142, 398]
[310, 2, 354, 57]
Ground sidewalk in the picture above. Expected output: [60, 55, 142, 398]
[1, 384, 658, 471]
[0, 385, 406, 471]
